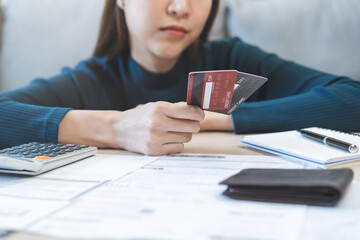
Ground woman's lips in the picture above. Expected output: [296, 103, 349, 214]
[161, 25, 188, 37]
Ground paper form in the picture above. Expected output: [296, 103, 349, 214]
[0, 154, 156, 231]
[0, 195, 66, 230]
[302, 208, 360, 240]
[0, 176, 100, 201]
[301, 180, 360, 240]
[29, 155, 307, 240]
[337, 180, 360, 209]
[0, 174, 100, 230]
[40, 154, 157, 181]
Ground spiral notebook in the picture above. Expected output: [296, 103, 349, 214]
[241, 127, 360, 169]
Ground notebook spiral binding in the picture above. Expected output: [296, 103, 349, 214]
[319, 127, 360, 138]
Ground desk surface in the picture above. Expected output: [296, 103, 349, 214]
[4, 132, 360, 240]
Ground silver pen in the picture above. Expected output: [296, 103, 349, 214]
[298, 129, 359, 153]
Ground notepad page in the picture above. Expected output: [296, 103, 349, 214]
[242, 127, 360, 164]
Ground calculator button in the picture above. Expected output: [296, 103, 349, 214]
[20, 152, 31, 155]
[8, 151, 20, 155]
[42, 150, 53, 154]
[65, 144, 77, 147]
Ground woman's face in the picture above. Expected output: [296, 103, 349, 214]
[119, 0, 212, 71]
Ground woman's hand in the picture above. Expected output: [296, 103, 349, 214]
[112, 101, 204, 155]
[58, 102, 204, 155]
[200, 111, 234, 132]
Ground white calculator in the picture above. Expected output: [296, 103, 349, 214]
[0, 142, 97, 175]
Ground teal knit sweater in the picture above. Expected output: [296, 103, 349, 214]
[1, 38, 359, 148]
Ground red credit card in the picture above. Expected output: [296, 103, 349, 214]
[187, 70, 268, 114]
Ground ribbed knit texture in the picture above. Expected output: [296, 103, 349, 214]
[0, 98, 70, 148]
[1, 37, 360, 148]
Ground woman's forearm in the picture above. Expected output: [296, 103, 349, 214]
[232, 80, 360, 133]
[0, 97, 70, 148]
[58, 102, 205, 155]
[58, 110, 118, 148]
[200, 111, 234, 132]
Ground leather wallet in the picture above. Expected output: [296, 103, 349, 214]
[220, 168, 353, 206]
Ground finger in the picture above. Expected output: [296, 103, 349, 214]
[160, 143, 185, 155]
[158, 117, 201, 133]
[144, 142, 184, 156]
[163, 102, 205, 121]
[157, 132, 192, 144]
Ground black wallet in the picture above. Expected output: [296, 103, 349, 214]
[220, 168, 353, 206]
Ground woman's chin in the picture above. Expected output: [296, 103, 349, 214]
[152, 44, 187, 60]
[155, 51, 183, 60]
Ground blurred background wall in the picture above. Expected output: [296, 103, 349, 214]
[0, 0, 359, 91]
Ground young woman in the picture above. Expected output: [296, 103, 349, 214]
[0, 0, 359, 155]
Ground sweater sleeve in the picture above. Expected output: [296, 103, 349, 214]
[0, 97, 70, 148]
[0, 58, 112, 148]
[219, 38, 360, 133]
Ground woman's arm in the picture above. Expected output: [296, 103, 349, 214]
[0, 58, 116, 148]
[59, 102, 204, 155]
[1, 95, 203, 155]
[210, 38, 360, 133]
[200, 111, 234, 132]
[0, 96, 71, 148]
[232, 79, 360, 133]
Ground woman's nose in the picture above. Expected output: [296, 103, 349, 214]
[167, 0, 190, 18]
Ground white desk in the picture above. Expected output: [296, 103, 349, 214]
[3, 132, 360, 239]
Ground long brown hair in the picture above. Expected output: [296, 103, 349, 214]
[93, 0, 220, 58]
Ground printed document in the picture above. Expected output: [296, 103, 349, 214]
[0, 154, 156, 230]
[2, 152, 359, 239]
[29, 154, 307, 240]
